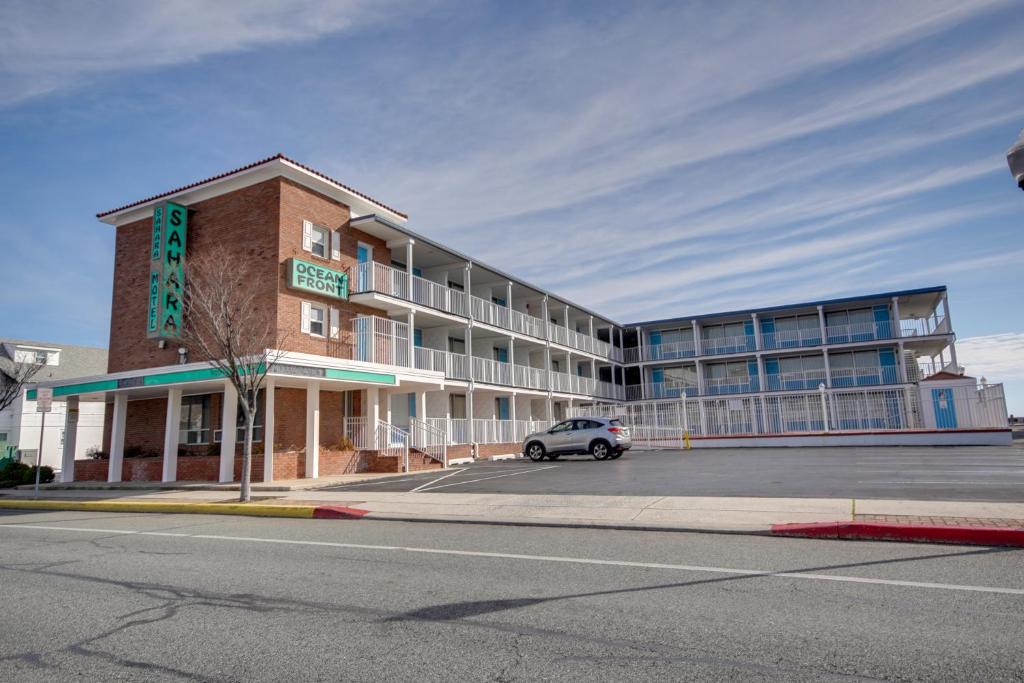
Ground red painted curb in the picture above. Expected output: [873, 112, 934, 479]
[312, 506, 370, 520]
[771, 521, 1024, 547]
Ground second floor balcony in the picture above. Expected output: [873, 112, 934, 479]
[353, 261, 620, 360]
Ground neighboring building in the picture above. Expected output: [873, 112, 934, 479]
[0, 338, 107, 468]
[33, 155, 1009, 484]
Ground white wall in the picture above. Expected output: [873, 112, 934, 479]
[6, 394, 105, 469]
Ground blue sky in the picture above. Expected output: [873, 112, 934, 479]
[1, 1, 1023, 411]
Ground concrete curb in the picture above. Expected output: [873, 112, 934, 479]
[0, 499, 369, 520]
[772, 521, 1024, 547]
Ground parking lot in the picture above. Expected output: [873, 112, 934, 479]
[323, 445, 1024, 501]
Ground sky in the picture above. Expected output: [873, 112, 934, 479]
[1, 0, 1023, 412]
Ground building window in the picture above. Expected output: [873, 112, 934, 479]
[179, 395, 211, 445]
[309, 304, 326, 337]
[0, 432, 8, 443]
[310, 225, 328, 258]
[34, 351, 48, 365]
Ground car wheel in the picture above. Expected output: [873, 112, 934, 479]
[590, 440, 611, 460]
[525, 442, 546, 461]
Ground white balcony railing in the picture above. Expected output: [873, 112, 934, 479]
[761, 328, 823, 350]
[700, 334, 756, 356]
[764, 370, 827, 392]
[703, 375, 759, 395]
[437, 418, 554, 444]
[414, 347, 469, 380]
[353, 261, 469, 318]
[830, 365, 901, 387]
[900, 315, 948, 338]
[825, 321, 896, 344]
[513, 364, 547, 390]
[353, 316, 410, 367]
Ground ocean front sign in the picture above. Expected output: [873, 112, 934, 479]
[287, 258, 348, 300]
[147, 201, 188, 339]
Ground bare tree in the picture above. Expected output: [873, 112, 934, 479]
[181, 244, 285, 502]
[0, 357, 42, 414]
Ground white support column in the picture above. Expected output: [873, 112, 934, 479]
[108, 393, 127, 483]
[263, 379, 275, 483]
[464, 262, 473, 316]
[755, 355, 766, 393]
[941, 290, 952, 333]
[416, 390, 427, 420]
[220, 382, 238, 483]
[948, 341, 959, 373]
[695, 358, 705, 396]
[692, 320, 701, 356]
[590, 358, 596, 380]
[508, 336, 515, 367]
[506, 281, 513, 309]
[564, 305, 570, 331]
[817, 305, 827, 344]
[367, 386, 380, 448]
[588, 316, 594, 339]
[405, 240, 414, 275]
[752, 313, 762, 350]
[466, 386, 475, 446]
[509, 392, 517, 424]
[305, 381, 320, 479]
[60, 397, 79, 483]
[823, 349, 832, 388]
[407, 309, 416, 368]
[891, 296, 902, 338]
[896, 342, 908, 383]
[162, 388, 182, 483]
[382, 389, 392, 425]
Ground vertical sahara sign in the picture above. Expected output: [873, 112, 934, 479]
[147, 201, 188, 339]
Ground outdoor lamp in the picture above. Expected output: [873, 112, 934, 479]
[1008, 128, 1024, 190]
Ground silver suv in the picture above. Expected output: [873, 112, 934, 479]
[523, 417, 632, 461]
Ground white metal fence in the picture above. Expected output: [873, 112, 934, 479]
[410, 418, 447, 467]
[431, 417, 553, 445]
[575, 383, 1007, 447]
[353, 316, 410, 367]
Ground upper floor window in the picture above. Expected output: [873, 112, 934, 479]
[34, 351, 48, 365]
[310, 225, 328, 258]
[309, 304, 325, 337]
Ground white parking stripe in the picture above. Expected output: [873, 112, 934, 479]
[409, 468, 468, 492]
[2, 523, 1022, 596]
[417, 465, 559, 492]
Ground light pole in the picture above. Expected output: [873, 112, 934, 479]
[1008, 128, 1024, 191]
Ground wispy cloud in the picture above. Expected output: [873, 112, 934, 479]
[957, 333, 1024, 381]
[0, 0, 417, 106]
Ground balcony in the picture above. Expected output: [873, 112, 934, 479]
[900, 314, 950, 337]
[703, 375, 759, 395]
[700, 334, 756, 356]
[625, 380, 698, 401]
[354, 261, 469, 318]
[764, 370, 827, 392]
[352, 261, 620, 360]
[825, 321, 896, 344]
[353, 316, 410, 367]
[413, 347, 469, 380]
[761, 328, 822, 350]
[830, 365, 901, 387]
[624, 339, 696, 363]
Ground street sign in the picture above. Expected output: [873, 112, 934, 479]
[36, 387, 53, 413]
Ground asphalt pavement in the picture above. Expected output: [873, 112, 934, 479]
[322, 445, 1024, 501]
[1, 510, 1022, 681]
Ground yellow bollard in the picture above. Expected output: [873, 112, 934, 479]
[683, 430, 691, 450]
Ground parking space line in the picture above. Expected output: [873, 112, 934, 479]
[409, 468, 468, 492]
[417, 465, 560, 492]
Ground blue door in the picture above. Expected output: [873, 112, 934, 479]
[414, 328, 423, 347]
[760, 318, 776, 349]
[764, 358, 780, 391]
[496, 397, 510, 421]
[494, 347, 508, 363]
[932, 388, 958, 428]
[878, 348, 897, 384]
[651, 367, 665, 398]
[649, 330, 662, 360]
[747, 359, 759, 391]
[408, 394, 416, 419]
[873, 305, 891, 339]
[357, 245, 370, 289]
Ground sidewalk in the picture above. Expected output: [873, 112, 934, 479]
[2, 487, 1023, 543]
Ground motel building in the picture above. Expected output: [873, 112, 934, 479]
[36, 155, 1011, 485]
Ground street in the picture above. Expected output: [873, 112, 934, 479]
[325, 445, 1024, 501]
[1, 510, 1022, 681]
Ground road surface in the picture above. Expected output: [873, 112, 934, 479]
[1, 510, 1022, 681]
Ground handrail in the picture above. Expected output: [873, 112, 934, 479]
[410, 418, 446, 467]
[375, 420, 410, 472]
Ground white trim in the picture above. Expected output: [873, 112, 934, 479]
[331, 230, 341, 260]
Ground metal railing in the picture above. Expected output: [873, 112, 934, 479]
[764, 370, 827, 392]
[703, 375, 759, 395]
[436, 418, 554, 444]
[375, 420, 410, 472]
[579, 382, 1008, 441]
[761, 328, 823, 350]
[409, 418, 446, 467]
[342, 416, 373, 450]
[829, 365, 901, 387]
[900, 314, 948, 338]
[700, 334, 756, 356]
[353, 261, 469, 317]
[413, 347, 470, 380]
[825, 321, 896, 344]
[353, 316, 410, 367]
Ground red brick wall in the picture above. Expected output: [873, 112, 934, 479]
[107, 179, 282, 373]
[75, 459, 108, 481]
[276, 179, 390, 359]
[274, 387, 306, 451]
[319, 449, 364, 475]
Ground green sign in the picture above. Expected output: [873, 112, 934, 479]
[147, 201, 188, 339]
[287, 258, 348, 300]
